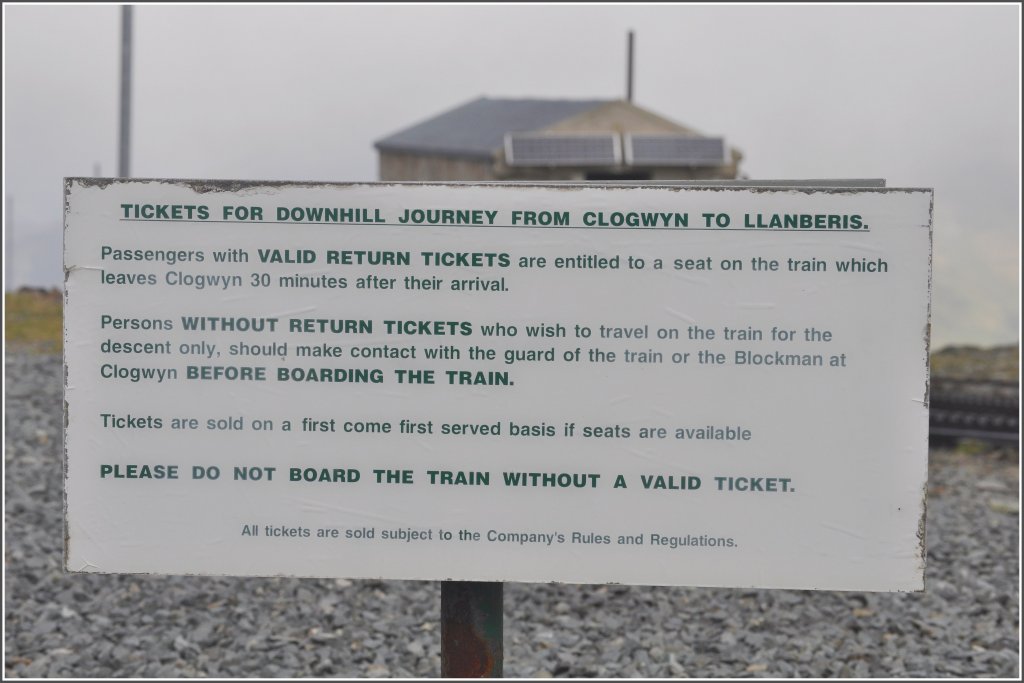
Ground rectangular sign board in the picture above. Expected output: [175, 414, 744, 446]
[64, 179, 932, 591]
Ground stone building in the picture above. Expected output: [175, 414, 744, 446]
[375, 97, 741, 182]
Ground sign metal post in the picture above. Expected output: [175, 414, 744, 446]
[441, 581, 503, 677]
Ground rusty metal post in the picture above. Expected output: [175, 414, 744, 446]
[441, 581, 503, 677]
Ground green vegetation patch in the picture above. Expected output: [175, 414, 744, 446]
[5, 288, 62, 354]
[931, 344, 1019, 383]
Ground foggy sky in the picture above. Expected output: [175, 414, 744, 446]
[3, 3, 1020, 348]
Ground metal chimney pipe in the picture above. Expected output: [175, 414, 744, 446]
[626, 30, 635, 102]
[118, 5, 132, 178]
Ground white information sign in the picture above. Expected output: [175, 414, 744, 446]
[64, 179, 932, 591]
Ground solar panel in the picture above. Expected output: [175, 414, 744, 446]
[626, 135, 726, 166]
[505, 134, 620, 166]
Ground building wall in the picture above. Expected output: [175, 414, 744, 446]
[380, 152, 740, 182]
[491, 162, 739, 182]
[379, 152, 495, 182]
[647, 157, 742, 181]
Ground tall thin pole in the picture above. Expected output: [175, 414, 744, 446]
[5, 196, 13, 290]
[626, 30, 635, 103]
[118, 5, 132, 178]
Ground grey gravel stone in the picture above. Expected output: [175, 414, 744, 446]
[4, 352, 1020, 677]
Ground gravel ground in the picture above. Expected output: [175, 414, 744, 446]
[5, 352, 1020, 678]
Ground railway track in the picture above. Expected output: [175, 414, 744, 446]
[929, 378, 1019, 445]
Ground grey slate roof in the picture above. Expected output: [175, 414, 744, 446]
[374, 97, 612, 161]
